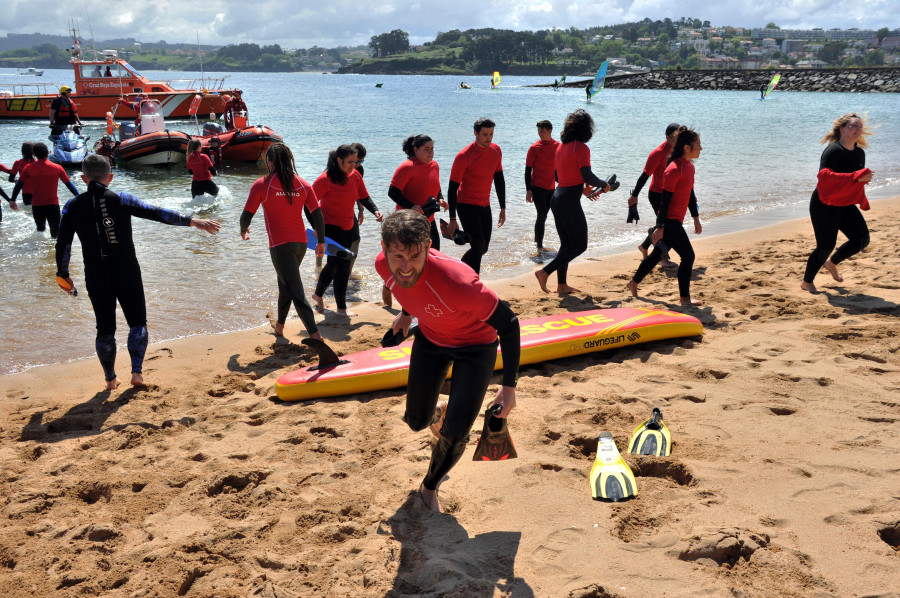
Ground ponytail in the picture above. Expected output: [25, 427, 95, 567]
[668, 126, 698, 164]
[266, 143, 297, 203]
[402, 134, 433, 158]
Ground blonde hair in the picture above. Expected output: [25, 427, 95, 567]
[821, 112, 871, 148]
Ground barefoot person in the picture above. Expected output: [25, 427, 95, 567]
[801, 113, 873, 293]
[535, 109, 614, 294]
[629, 123, 680, 269]
[376, 210, 520, 513]
[525, 120, 559, 253]
[54, 154, 220, 390]
[240, 143, 326, 340]
[446, 117, 506, 274]
[10, 142, 79, 238]
[311, 144, 383, 317]
[384, 134, 447, 306]
[626, 126, 703, 306]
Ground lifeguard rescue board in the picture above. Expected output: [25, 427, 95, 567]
[275, 307, 702, 402]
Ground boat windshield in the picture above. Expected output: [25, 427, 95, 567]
[121, 62, 142, 78]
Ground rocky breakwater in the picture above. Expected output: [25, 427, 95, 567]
[605, 68, 900, 93]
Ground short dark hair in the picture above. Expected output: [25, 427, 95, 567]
[81, 154, 112, 181]
[474, 117, 495, 133]
[381, 210, 431, 250]
[559, 109, 594, 144]
[665, 122, 681, 136]
[33, 143, 49, 160]
[536, 120, 552, 131]
[351, 142, 367, 160]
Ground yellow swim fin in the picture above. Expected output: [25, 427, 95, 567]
[590, 432, 637, 502]
[628, 407, 671, 457]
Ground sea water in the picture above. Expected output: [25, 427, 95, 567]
[1, 69, 898, 374]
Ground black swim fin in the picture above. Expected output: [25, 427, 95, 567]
[439, 218, 470, 245]
[628, 407, 672, 457]
[627, 203, 640, 224]
[301, 338, 346, 370]
[380, 323, 418, 347]
[472, 404, 517, 461]
[605, 173, 620, 192]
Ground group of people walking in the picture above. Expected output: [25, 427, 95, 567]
[0, 106, 874, 513]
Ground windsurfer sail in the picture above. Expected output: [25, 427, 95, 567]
[556, 73, 567, 89]
[492, 71, 501, 88]
[590, 61, 609, 97]
[764, 73, 781, 98]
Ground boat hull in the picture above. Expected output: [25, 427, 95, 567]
[193, 125, 283, 163]
[113, 131, 189, 166]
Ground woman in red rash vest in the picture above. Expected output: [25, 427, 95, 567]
[240, 143, 326, 339]
[626, 126, 704, 306]
[311, 144, 383, 317]
[801, 113, 873, 293]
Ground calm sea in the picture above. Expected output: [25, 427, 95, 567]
[1, 69, 898, 374]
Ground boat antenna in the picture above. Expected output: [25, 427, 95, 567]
[82, 1, 96, 53]
[197, 31, 205, 90]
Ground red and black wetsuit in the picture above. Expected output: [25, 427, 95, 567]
[187, 151, 219, 198]
[525, 137, 559, 248]
[389, 157, 442, 249]
[12, 158, 79, 237]
[223, 98, 248, 130]
[376, 248, 519, 491]
[50, 95, 79, 134]
[448, 142, 504, 273]
[803, 142, 870, 284]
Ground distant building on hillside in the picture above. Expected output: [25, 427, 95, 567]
[782, 39, 805, 53]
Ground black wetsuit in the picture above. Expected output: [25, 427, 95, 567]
[632, 189, 699, 298]
[56, 180, 193, 381]
[525, 166, 553, 249]
[803, 142, 870, 284]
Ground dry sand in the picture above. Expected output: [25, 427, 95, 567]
[1, 199, 899, 598]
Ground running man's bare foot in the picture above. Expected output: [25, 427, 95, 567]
[680, 296, 702, 306]
[130, 373, 148, 388]
[638, 245, 648, 259]
[660, 259, 678, 269]
[556, 284, 580, 294]
[429, 401, 447, 438]
[534, 269, 550, 293]
[419, 482, 443, 513]
[270, 320, 284, 337]
[336, 309, 357, 317]
[381, 285, 392, 307]
[800, 281, 819, 293]
[626, 280, 639, 298]
[311, 293, 325, 312]
[105, 378, 121, 391]
[310, 331, 324, 341]
[824, 260, 843, 282]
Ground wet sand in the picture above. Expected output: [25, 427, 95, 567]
[1, 198, 898, 597]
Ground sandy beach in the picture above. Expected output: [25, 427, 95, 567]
[1, 198, 898, 598]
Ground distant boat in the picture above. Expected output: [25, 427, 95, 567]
[375, 83, 383, 88]
[19, 67, 43, 76]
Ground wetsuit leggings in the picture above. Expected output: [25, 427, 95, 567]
[404, 331, 499, 490]
[803, 196, 870, 284]
[191, 180, 219, 198]
[632, 219, 695, 298]
[429, 219, 441, 251]
[456, 203, 492, 274]
[532, 186, 553, 248]
[640, 191, 671, 260]
[315, 224, 359, 310]
[542, 185, 587, 286]
[269, 242, 318, 335]
[86, 274, 149, 381]
[33, 204, 61, 237]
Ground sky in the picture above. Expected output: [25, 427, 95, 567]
[3, 0, 898, 49]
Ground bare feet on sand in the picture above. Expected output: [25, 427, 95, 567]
[419, 482, 443, 513]
[131, 373, 148, 388]
[626, 280, 639, 298]
[336, 309, 357, 317]
[800, 281, 819, 293]
[660, 259, 678, 269]
[381, 285, 392, 307]
[824, 260, 843, 282]
[105, 378, 121, 391]
[311, 294, 325, 313]
[638, 245, 648, 259]
[269, 320, 284, 337]
[429, 402, 447, 438]
[680, 296, 702, 306]
[534, 269, 550, 293]
[556, 284, 580, 294]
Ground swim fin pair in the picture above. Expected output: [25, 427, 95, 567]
[472, 404, 517, 461]
[628, 407, 671, 457]
[439, 219, 470, 245]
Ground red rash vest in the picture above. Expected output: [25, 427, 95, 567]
[662, 157, 695, 221]
[390, 158, 441, 222]
[555, 141, 591, 188]
[312, 170, 369, 230]
[187, 152, 214, 181]
[449, 142, 503, 206]
[19, 159, 70, 206]
[375, 248, 500, 348]
[243, 173, 320, 248]
[526, 138, 559, 190]
[644, 140, 672, 193]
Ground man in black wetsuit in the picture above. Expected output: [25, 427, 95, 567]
[55, 154, 221, 390]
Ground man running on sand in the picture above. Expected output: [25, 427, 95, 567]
[55, 154, 220, 390]
[376, 210, 520, 513]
